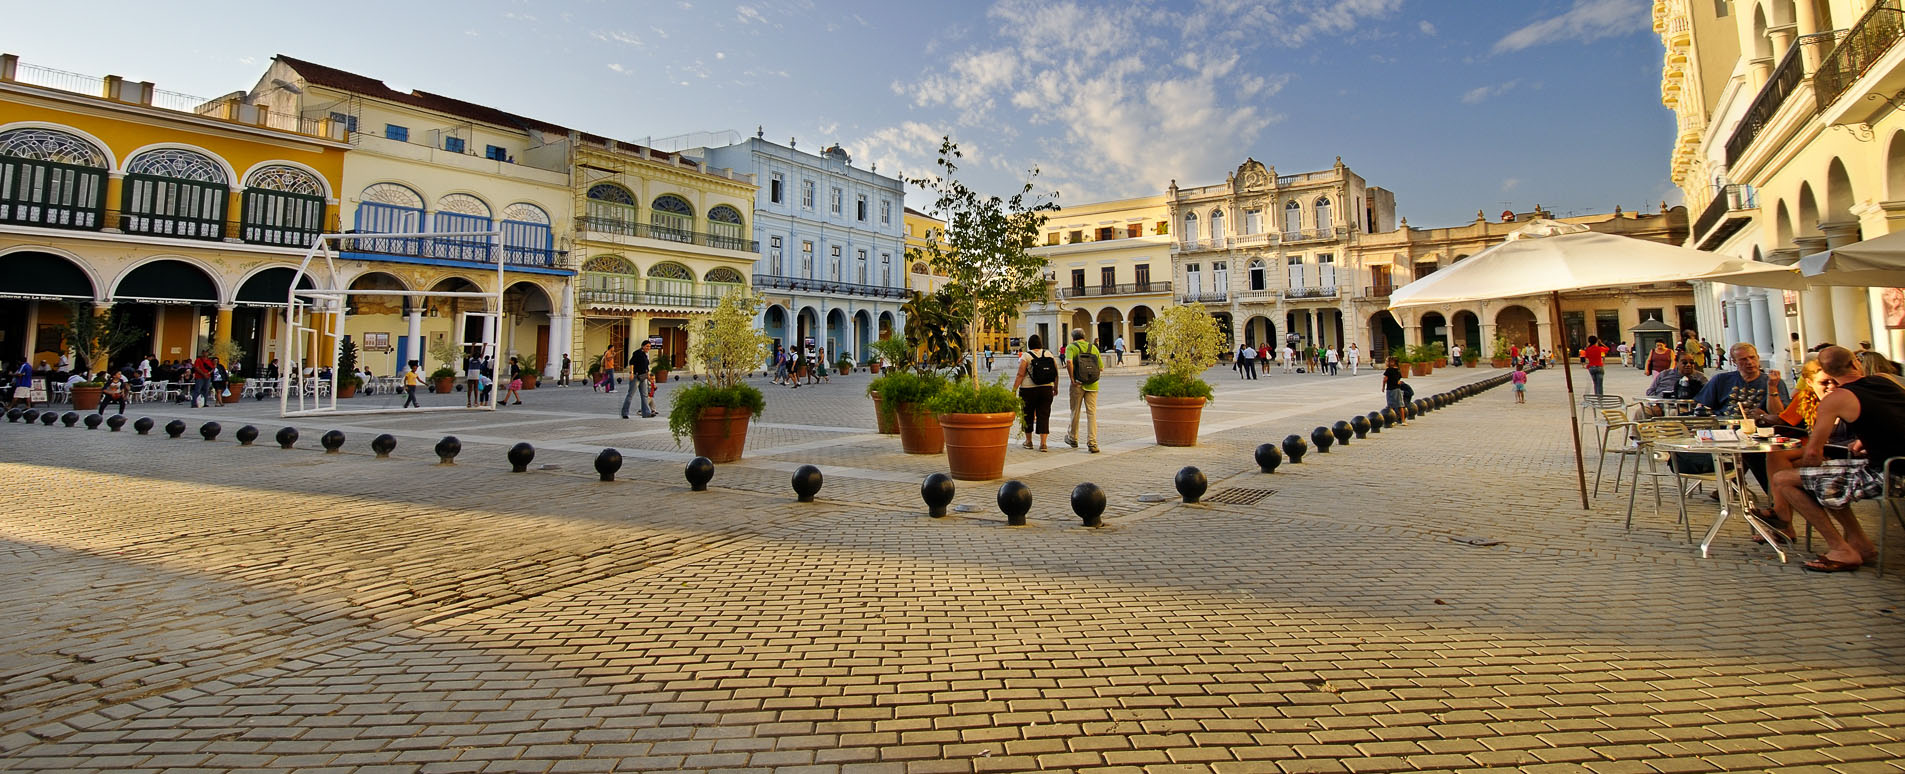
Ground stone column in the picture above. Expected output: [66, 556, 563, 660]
[1767, 24, 1797, 67]
[1736, 296, 1757, 356]
[1791, 235, 1833, 347]
[214, 305, 234, 354]
[406, 307, 423, 370]
[1822, 221, 1872, 348]
[1749, 292, 1776, 369]
[1791, 3, 1822, 69]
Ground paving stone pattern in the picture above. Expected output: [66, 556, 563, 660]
[1, 364, 1901, 773]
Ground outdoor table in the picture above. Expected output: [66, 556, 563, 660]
[1637, 397, 1697, 416]
[1655, 433, 1801, 562]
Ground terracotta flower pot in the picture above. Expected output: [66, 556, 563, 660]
[691, 405, 752, 463]
[869, 362, 882, 374]
[222, 384, 244, 403]
[894, 402, 944, 454]
[938, 411, 1016, 481]
[1410, 362, 1431, 377]
[70, 384, 102, 410]
[1433, 358, 1448, 368]
[653, 371, 670, 384]
[338, 383, 358, 399]
[435, 376, 456, 394]
[870, 390, 898, 434]
[521, 373, 538, 390]
[1144, 395, 1207, 447]
[1491, 358, 1510, 368]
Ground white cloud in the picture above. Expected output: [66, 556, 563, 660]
[607, 63, 630, 75]
[886, 0, 1389, 199]
[736, 5, 766, 24]
[1494, 0, 1647, 54]
[1418, 20, 1436, 36]
[1461, 79, 1520, 104]
[591, 29, 643, 47]
[1502, 178, 1521, 191]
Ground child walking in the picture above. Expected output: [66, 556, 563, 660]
[1511, 366, 1528, 404]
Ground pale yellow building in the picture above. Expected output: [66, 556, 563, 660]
[1663, 0, 1905, 365]
[1024, 196, 1172, 358]
[903, 205, 1012, 355]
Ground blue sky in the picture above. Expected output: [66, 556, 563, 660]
[6, 0, 1674, 226]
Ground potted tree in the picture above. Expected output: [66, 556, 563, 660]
[879, 369, 948, 453]
[1490, 334, 1512, 368]
[650, 356, 671, 385]
[336, 337, 362, 398]
[904, 136, 1056, 473]
[515, 351, 540, 389]
[1429, 341, 1448, 369]
[53, 301, 143, 411]
[1463, 346, 1481, 368]
[668, 287, 770, 463]
[864, 337, 915, 434]
[430, 339, 463, 394]
[1139, 302, 1221, 446]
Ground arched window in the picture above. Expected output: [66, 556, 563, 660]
[581, 255, 636, 300]
[912, 261, 929, 274]
[0, 129, 109, 229]
[502, 203, 554, 267]
[1248, 259, 1267, 291]
[585, 184, 637, 235]
[646, 261, 694, 303]
[1283, 200, 1301, 235]
[1209, 209, 1225, 241]
[1183, 212, 1198, 242]
[1314, 197, 1333, 233]
[241, 165, 325, 247]
[704, 266, 744, 299]
[123, 148, 228, 239]
[708, 204, 745, 250]
[355, 183, 425, 256]
[433, 193, 492, 262]
[651, 194, 694, 242]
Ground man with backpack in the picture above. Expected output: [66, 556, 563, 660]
[1063, 328, 1102, 453]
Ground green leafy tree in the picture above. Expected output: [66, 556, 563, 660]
[690, 286, 773, 388]
[906, 137, 1058, 388]
[1139, 302, 1222, 400]
[54, 301, 144, 377]
[901, 288, 966, 373]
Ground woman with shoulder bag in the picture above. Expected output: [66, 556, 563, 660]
[1012, 334, 1059, 452]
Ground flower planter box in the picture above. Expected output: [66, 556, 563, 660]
[895, 402, 944, 454]
[1145, 395, 1207, 446]
[691, 405, 752, 463]
[939, 411, 1015, 480]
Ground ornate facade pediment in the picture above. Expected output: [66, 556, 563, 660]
[1236, 158, 1270, 193]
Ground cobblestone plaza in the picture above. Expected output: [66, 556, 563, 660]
[2, 365, 1902, 773]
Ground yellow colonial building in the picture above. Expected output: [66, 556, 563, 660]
[1662, 0, 1905, 364]
[1, 53, 349, 374]
[903, 205, 1013, 355]
[1024, 196, 1172, 358]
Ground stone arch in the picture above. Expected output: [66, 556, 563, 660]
[1750, 3, 1774, 60]
[1775, 199, 1794, 246]
[708, 204, 744, 225]
[651, 193, 694, 216]
[0, 123, 115, 168]
[764, 304, 791, 355]
[1418, 311, 1448, 351]
[361, 181, 425, 208]
[1797, 182, 1820, 235]
[0, 247, 99, 300]
[1495, 305, 1539, 347]
[503, 202, 550, 224]
[1368, 310, 1402, 355]
[646, 262, 694, 281]
[1450, 309, 1482, 352]
[1243, 314, 1275, 348]
[111, 256, 222, 303]
[1824, 157, 1855, 222]
[703, 267, 744, 284]
[1886, 131, 1905, 202]
[436, 192, 492, 218]
[346, 271, 409, 317]
[234, 265, 319, 306]
[121, 144, 235, 185]
[586, 183, 636, 205]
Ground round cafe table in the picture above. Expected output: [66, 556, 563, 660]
[1655, 433, 1802, 562]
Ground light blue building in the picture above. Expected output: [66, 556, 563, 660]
[690, 133, 907, 366]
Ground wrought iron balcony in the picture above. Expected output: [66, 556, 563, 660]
[1179, 290, 1230, 304]
[753, 274, 909, 300]
[1280, 227, 1346, 243]
[579, 289, 723, 308]
[1285, 286, 1340, 300]
[576, 215, 758, 253]
[1815, 3, 1904, 113]
[1693, 184, 1758, 248]
[341, 232, 562, 268]
[1059, 281, 1171, 299]
[1725, 31, 1845, 167]
[1363, 285, 1394, 299]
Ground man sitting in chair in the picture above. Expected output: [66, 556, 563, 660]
[1641, 354, 1707, 417]
[1770, 346, 1905, 573]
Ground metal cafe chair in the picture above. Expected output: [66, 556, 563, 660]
[1593, 408, 1639, 497]
[1880, 457, 1905, 578]
[1627, 420, 1696, 541]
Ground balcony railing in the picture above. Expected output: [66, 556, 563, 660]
[1059, 281, 1171, 298]
[1363, 285, 1394, 299]
[1725, 31, 1845, 166]
[753, 274, 909, 300]
[1692, 183, 1758, 239]
[1180, 290, 1230, 304]
[577, 215, 757, 252]
[1285, 286, 1339, 299]
[0, 195, 341, 250]
[1280, 227, 1345, 243]
[1815, 3, 1904, 113]
[579, 289, 722, 308]
[341, 233, 562, 268]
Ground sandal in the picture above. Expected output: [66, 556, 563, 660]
[1802, 557, 1860, 573]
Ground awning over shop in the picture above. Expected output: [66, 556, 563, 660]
[0, 251, 95, 299]
[235, 266, 316, 306]
[113, 259, 218, 304]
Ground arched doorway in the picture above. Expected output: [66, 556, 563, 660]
[1068, 308, 1091, 344]
[1496, 305, 1539, 347]
[854, 309, 872, 364]
[1450, 310, 1482, 354]
[0, 251, 97, 366]
[764, 305, 790, 366]
[1211, 312, 1233, 349]
[503, 281, 553, 377]
[428, 277, 490, 358]
[1129, 306, 1154, 356]
[1243, 315, 1274, 348]
[1368, 310, 1403, 357]
[1418, 311, 1447, 354]
[878, 311, 895, 340]
[233, 266, 316, 376]
[826, 308, 848, 363]
[344, 272, 409, 375]
[797, 306, 820, 353]
[112, 258, 221, 364]
[1095, 307, 1123, 351]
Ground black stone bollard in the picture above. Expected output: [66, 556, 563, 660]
[164, 419, 185, 437]
[1071, 482, 1106, 527]
[594, 448, 622, 481]
[1310, 426, 1333, 453]
[1350, 415, 1370, 439]
[234, 424, 257, 445]
[371, 434, 397, 458]
[685, 456, 714, 490]
[1254, 443, 1283, 473]
[435, 436, 460, 464]
[61, 411, 79, 427]
[507, 442, 535, 472]
[1331, 421, 1353, 446]
[5, 408, 20, 422]
[276, 426, 299, 449]
[83, 413, 102, 430]
[36, 411, 54, 425]
[106, 414, 126, 432]
[997, 480, 1032, 526]
[1175, 466, 1208, 503]
[320, 430, 346, 453]
[1366, 411, 1385, 433]
[133, 416, 152, 434]
[1380, 409, 1398, 427]
[1282, 434, 1308, 463]
[199, 422, 220, 441]
[921, 473, 955, 518]
[792, 464, 823, 502]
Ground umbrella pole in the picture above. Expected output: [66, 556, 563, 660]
[1550, 291, 1590, 510]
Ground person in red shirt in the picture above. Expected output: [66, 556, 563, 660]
[1581, 336, 1610, 395]
[190, 352, 215, 408]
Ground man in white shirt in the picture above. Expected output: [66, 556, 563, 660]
[1326, 347, 1339, 375]
[1450, 343, 1462, 365]
[138, 355, 153, 381]
[1346, 343, 1361, 375]
[1239, 344, 1258, 380]
[1282, 345, 1296, 373]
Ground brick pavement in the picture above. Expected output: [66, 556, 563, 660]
[1, 363, 1901, 773]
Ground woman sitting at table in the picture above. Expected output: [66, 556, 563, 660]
[1756, 359, 1852, 541]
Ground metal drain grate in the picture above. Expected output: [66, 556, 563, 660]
[1203, 487, 1278, 505]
